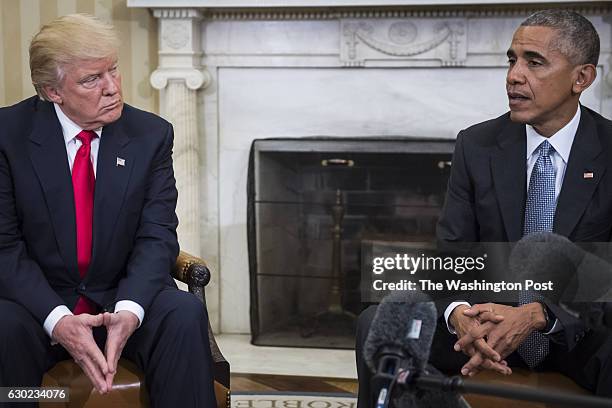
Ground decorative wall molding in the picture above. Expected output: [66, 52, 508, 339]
[150, 68, 210, 90]
[128, 0, 610, 8]
[163, 20, 190, 49]
[156, 9, 203, 57]
[152, 8, 202, 19]
[342, 19, 466, 66]
[207, 4, 612, 21]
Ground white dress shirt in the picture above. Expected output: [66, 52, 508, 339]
[43, 104, 144, 340]
[444, 106, 581, 335]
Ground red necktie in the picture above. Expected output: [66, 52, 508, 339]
[72, 130, 97, 315]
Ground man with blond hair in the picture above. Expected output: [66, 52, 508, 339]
[0, 14, 215, 407]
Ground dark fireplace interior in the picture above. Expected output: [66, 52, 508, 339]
[248, 138, 454, 348]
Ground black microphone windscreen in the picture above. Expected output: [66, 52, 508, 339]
[510, 233, 612, 328]
[511, 232, 612, 300]
[510, 232, 584, 302]
[571, 247, 612, 302]
[363, 291, 437, 373]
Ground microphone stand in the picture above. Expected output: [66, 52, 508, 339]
[371, 351, 408, 408]
[394, 368, 611, 408]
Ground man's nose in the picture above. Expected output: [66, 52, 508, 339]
[101, 72, 120, 95]
[506, 62, 526, 85]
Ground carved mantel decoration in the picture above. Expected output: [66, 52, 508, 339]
[342, 19, 466, 66]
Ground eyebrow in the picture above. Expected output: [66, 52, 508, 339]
[77, 74, 97, 83]
[77, 63, 119, 81]
[506, 48, 547, 61]
[524, 50, 547, 60]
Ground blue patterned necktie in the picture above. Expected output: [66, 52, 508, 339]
[518, 140, 555, 368]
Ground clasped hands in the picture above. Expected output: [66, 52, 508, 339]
[449, 302, 547, 377]
[51, 311, 139, 394]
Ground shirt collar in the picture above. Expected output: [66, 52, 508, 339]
[53, 103, 103, 144]
[525, 106, 581, 164]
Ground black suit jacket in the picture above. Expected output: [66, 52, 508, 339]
[0, 96, 179, 324]
[436, 105, 612, 349]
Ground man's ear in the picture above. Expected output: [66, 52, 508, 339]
[572, 64, 597, 94]
[43, 85, 63, 104]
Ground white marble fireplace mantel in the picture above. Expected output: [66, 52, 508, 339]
[129, 0, 604, 7]
[128, 0, 612, 334]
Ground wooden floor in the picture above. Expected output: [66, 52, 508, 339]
[230, 371, 592, 408]
[231, 373, 358, 395]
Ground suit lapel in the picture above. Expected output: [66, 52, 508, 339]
[90, 119, 133, 274]
[28, 101, 79, 279]
[491, 120, 527, 242]
[554, 107, 605, 237]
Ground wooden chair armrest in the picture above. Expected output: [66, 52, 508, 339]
[215, 381, 231, 408]
[173, 251, 211, 292]
[172, 251, 230, 389]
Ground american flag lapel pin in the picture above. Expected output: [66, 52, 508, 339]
[583, 171, 594, 179]
[116, 157, 126, 167]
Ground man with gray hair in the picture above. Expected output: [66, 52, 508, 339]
[0, 14, 216, 407]
[356, 9, 612, 407]
[441, 8, 610, 384]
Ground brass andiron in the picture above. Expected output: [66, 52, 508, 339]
[328, 189, 346, 313]
[301, 189, 355, 338]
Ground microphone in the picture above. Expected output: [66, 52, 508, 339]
[363, 291, 435, 374]
[363, 291, 465, 408]
[362, 288, 612, 407]
[510, 232, 612, 327]
[509, 232, 584, 302]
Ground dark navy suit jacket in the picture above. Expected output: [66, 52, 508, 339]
[0, 96, 179, 324]
[437, 105, 612, 350]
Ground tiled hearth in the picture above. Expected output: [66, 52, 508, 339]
[218, 334, 357, 378]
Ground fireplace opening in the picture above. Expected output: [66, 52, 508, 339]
[248, 138, 454, 348]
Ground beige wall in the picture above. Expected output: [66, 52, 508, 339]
[0, 0, 158, 113]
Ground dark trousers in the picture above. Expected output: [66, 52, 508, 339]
[0, 287, 216, 408]
[355, 305, 612, 408]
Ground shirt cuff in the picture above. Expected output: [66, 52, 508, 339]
[43, 305, 73, 340]
[114, 300, 145, 328]
[544, 318, 562, 335]
[444, 301, 471, 334]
